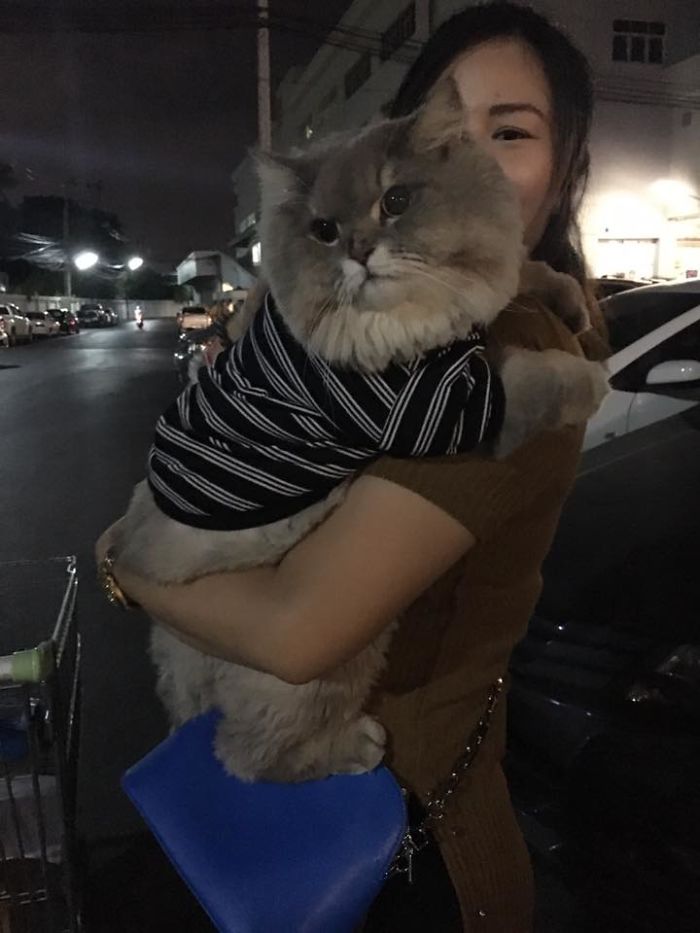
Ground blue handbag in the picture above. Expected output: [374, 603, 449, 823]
[122, 709, 407, 933]
[122, 680, 503, 932]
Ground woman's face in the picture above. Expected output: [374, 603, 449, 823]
[448, 38, 556, 248]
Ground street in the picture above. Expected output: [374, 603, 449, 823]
[1, 320, 698, 932]
[0, 321, 179, 842]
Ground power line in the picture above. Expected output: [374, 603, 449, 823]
[0, 3, 423, 62]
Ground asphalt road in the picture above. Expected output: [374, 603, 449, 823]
[0, 321, 181, 841]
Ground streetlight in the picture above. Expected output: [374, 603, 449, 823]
[123, 256, 144, 320]
[74, 250, 99, 271]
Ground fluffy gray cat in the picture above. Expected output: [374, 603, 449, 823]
[113, 97, 608, 782]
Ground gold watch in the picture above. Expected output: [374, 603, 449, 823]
[98, 546, 139, 610]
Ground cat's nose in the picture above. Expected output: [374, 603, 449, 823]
[348, 235, 374, 265]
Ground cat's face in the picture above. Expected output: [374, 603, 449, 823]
[257, 98, 524, 370]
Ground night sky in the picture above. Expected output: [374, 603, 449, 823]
[1, 1, 352, 266]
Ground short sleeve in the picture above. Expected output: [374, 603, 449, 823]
[364, 304, 586, 540]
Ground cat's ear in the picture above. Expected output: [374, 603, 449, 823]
[253, 149, 305, 208]
[409, 77, 467, 153]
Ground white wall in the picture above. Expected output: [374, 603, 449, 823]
[582, 100, 672, 277]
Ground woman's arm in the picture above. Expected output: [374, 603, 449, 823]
[103, 475, 475, 684]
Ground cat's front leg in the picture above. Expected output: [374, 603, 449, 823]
[149, 624, 214, 729]
[519, 260, 590, 335]
[494, 346, 609, 458]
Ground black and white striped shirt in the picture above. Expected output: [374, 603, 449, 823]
[148, 294, 504, 530]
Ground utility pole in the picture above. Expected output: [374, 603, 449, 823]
[257, 0, 272, 150]
[62, 186, 72, 299]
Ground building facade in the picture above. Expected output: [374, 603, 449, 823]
[176, 251, 256, 306]
[231, 0, 700, 282]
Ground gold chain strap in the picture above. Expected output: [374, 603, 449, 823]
[388, 676, 505, 882]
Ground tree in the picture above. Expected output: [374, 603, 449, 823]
[2, 194, 132, 295]
[124, 267, 177, 300]
[0, 162, 17, 200]
[0, 162, 19, 268]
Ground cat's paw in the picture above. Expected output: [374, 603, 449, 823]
[329, 715, 387, 775]
[560, 358, 610, 423]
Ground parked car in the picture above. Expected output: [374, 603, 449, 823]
[0, 317, 8, 348]
[25, 310, 60, 338]
[47, 308, 80, 334]
[507, 283, 700, 929]
[103, 307, 119, 326]
[177, 305, 210, 332]
[77, 304, 105, 328]
[507, 401, 700, 933]
[0, 304, 33, 345]
[585, 278, 700, 450]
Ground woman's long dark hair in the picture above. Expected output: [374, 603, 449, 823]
[389, 2, 593, 298]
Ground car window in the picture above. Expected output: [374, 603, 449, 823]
[613, 320, 700, 392]
[603, 290, 700, 354]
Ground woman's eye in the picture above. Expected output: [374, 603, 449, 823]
[381, 185, 411, 219]
[493, 127, 533, 141]
[309, 218, 339, 244]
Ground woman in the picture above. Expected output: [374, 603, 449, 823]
[97, 4, 605, 930]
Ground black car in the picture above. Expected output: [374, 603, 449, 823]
[77, 304, 105, 327]
[507, 407, 700, 933]
[48, 308, 80, 334]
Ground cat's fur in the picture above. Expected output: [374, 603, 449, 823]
[114, 97, 608, 782]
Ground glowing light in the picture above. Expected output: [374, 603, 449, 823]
[650, 178, 693, 202]
[649, 179, 699, 217]
[252, 241, 262, 265]
[73, 250, 99, 271]
[127, 256, 144, 271]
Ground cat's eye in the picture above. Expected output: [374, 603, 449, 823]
[309, 217, 340, 244]
[381, 185, 411, 219]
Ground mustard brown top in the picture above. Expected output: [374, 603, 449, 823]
[366, 300, 587, 930]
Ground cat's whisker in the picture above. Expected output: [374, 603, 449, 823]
[398, 262, 479, 303]
[396, 253, 479, 287]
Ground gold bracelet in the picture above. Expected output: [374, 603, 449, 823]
[98, 547, 139, 610]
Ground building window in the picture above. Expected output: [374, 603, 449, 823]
[612, 20, 665, 64]
[344, 52, 372, 100]
[381, 3, 416, 61]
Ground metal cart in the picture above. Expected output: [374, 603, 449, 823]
[0, 558, 81, 933]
